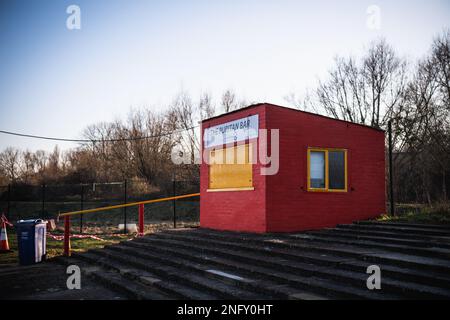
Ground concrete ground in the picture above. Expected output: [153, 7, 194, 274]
[0, 261, 126, 300]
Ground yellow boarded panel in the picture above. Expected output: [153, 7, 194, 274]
[209, 144, 253, 189]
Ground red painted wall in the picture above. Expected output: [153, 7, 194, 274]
[200, 103, 385, 233]
[200, 105, 267, 232]
[265, 105, 385, 232]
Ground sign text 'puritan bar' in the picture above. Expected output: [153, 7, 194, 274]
[204, 115, 259, 148]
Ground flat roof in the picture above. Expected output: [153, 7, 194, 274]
[201, 102, 385, 132]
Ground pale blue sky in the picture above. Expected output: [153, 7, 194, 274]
[0, 0, 449, 151]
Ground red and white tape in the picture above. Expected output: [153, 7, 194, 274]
[47, 233, 131, 241]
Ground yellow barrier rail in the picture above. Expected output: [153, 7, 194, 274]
[60, 192, 201, 256]
[58, 192, 201, 217]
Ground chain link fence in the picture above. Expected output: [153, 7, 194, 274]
[0, 180, 200, 234]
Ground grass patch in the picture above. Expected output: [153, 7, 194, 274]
[377, 202, 450, 225]
[0, 231, 129, 265]
[0, 220, 199, 266]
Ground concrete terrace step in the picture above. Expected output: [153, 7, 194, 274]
[179, 228, 377, 258]
[73, 251, 214, 300]
[135, 235, 448, 299]
[116, 240, 335, 299]
[90, 270, 168, 300]
[356, 221, 450, 231]
[186, 228, 450, 287]
[56, 256, 169, 300]
[118, 239, 397, 300]
[288, 231, 450, 260]
[280, 235, 450, 288]
[190, 226, 450, 251]
[303, 232, 450, 275]
[185, 227, 450, 261]
[132, 237, 450, 299]
[361, 251, 450, 275]
[307, 228, 450, 250]
[332, 226, 450, 245]
[45, 222, 450, 300]
[81, 248, 225, 300]
[149, 230, 450, 277]
[335, 223, 450, 239]
[117, 241, 331, 300]
[87, 245, 266, 300]
[144, 232, 450, 298]
[141, 232, 356, 268]
[106, 245, 272, 300]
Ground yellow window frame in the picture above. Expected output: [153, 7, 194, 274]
[307, 148, 347, 192]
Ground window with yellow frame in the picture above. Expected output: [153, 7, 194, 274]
[208, 143, 254, 192]
[307, 148, 347, 192]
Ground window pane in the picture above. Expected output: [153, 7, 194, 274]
[329, 151, 345, 190]
[310, 151, 325, 188]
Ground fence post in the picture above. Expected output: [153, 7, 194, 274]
[6, 184, 11, 221]
[138, 203, 144, 236]
[80, 185, 84, 234]
[173, 179, 176, 229]
[388, 120, 395, 216]
[123, 180, 127, 234]
[64, 216, 71, 256]
[41, 183, 46, 218]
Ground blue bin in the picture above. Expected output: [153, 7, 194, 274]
[15, 219, 47, 266]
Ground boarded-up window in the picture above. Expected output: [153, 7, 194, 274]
[208, 143, 253, 190]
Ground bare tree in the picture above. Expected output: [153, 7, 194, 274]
[45, 146, 61, 182]
[315, 39, 407, 129]
[363, 39, 408, 127]
[393, 30, 450, 202]
[126, 108, 179, 189]
[170, 92, 200, 165]
[20, 150, 37, 184]
[425, 30, 450, 200]
[284, 90, 319, 112]
[82, 122, 117, 181]
[221, 89, 236, 113]
[199, 92, 215, 120]
[64, 148, 99, 182]
[431, 29, 450, 111]
[0, 147, 20, 183]
[220, 89, 247, 113]
[34, 150, 48, 182]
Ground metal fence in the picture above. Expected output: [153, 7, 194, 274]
[0, 180, 200, 233]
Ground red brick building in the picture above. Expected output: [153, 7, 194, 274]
[200, 103, 385, 233]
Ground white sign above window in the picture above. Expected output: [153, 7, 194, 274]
[204, 114, 259, 148]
